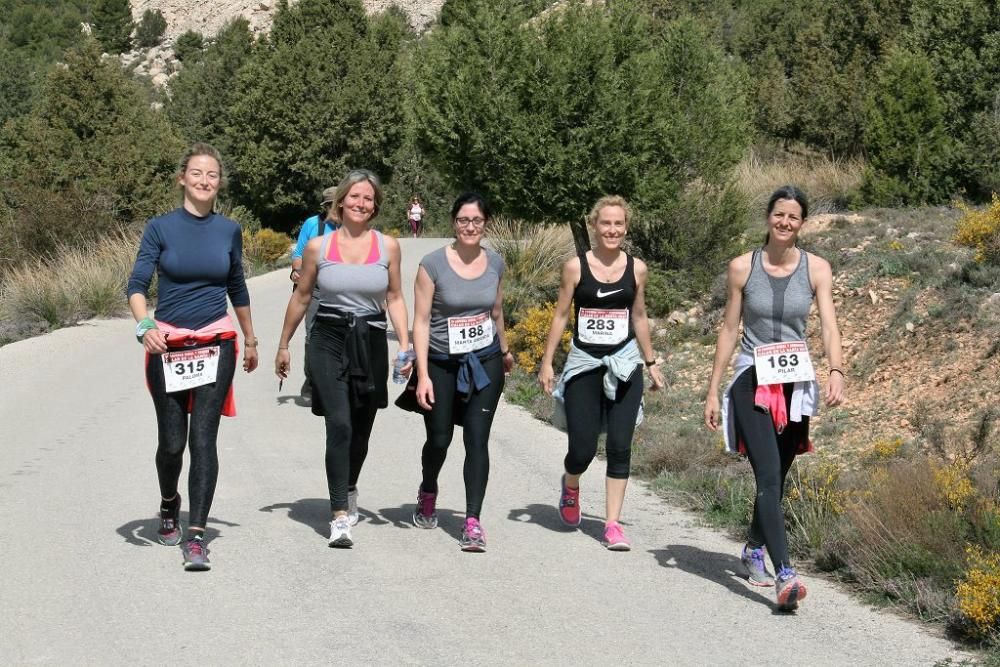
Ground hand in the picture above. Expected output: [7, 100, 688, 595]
[275, 349, 291, 380]
[825, 371, 845, 407]
[502, 351, 514, 375]
[143, 328, 168, 354]
[289, 268, 301, 284]
[704, 393, 721, 431]
[399, 360, 413, 378]
[647, 364, 666, 391]
[243, 345, 258, 373]
[415, 374, 435, 411]
[537, 362, 555, 395]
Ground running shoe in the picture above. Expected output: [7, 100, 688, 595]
[558, 475, 581, 527]
[603, 521, 631, 551]
[157, 494, 182, 546]
[181, 535, 211, 571]
[775, 566, 808, 611]
[347, 488, 359, 527]
[328, 515, 353, 548]
[741, 544, 775, 587]
[412, 488, 438, 529]
[460, 517, 486, 553]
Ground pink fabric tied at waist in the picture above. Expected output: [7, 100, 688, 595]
[754, 383, 788, 434]
[145, 314, 239, 417]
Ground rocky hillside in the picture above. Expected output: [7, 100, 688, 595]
[130, 0, 444, 41]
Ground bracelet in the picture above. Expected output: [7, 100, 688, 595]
[830, 368, 845, 377]
[277, 346, 289, 350]
[501, 349, 511, 356]
[645, 359, 657, 367]
[245, 337, 259, 348]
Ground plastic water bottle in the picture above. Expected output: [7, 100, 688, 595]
[392, 348, 415, 384]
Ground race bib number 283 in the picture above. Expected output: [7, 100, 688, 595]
[162, 346, 220, 393]
[753, 341, 815, 385]
[578, 308, 628, 346]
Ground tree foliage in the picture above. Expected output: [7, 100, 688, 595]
[92, 0, 133, 53]
[135, 8, 167, 48]
[173, 30, 205, 63]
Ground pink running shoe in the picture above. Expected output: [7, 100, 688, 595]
[558, 475, 581, 527]
[603, 521, 631, 551]
[412, 488, 438, 529]
[460, 517, 486, 552]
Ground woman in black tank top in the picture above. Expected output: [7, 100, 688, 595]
[537, 196, 665, 551]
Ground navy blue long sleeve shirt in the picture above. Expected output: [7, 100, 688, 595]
[127, 207, 251, 329]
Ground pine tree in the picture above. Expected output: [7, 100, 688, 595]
[92, 0, 133, 53]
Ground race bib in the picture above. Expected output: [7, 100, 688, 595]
[447, 312, 493, 354]
[578, 308, 628, 345]
[162, 345, 220, 393]
[753, 341, 815, 385]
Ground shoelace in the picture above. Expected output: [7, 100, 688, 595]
[777, 566, 797, 582]
[186, 539, 205, 556]
[464, 520, 482, 539]
[561, 494, 577, 507]
[161, 518, 177, 531]
[418, 493, 436, 516]
[748, 548, 767, 569]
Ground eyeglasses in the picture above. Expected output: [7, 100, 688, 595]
[455, 217, 486, 228]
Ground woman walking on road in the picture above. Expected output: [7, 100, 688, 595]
[537, 196, 665, 551]
[275, 169, 411, 548]
[127, 143, 259, 571]
[407, 196, 424, 238]
[704, 185, 845, 610]
[410, 192, 513, 552]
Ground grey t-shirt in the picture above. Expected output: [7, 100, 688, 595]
[420, 246, 505, 354]
[740, 248, 814, 353]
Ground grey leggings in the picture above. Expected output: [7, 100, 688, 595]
[145, 338, 237, 530]
[730, 368, 808, 571]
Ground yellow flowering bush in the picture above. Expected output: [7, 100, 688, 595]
[243, 228, 293, 265]
[866, 437, 905, 461]
[887, 239, 905, 251]
[955, 193, 1000, 264]
[508, 302, 570, 372]
[956, 545, 1000, 635]
[933, 460, 976, 513]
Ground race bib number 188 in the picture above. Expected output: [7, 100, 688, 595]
[753, 341, 815, 385]
[447, 312, 493, 354]
[162, 346, 220, 393]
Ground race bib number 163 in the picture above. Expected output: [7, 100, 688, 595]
[753, 341, 815, 385]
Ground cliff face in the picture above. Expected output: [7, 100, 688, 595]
[129, 0, 443, 41]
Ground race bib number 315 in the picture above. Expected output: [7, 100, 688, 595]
[447, 312, 493, 354]
[162, 346, 220, 393]
[578, 308, 628, 346]
[753, 341, 815, 385]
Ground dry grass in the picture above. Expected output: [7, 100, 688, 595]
[734, 147, 864, 215]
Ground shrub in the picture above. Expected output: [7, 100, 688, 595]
[173, 31, 204, 63]
[487, 218, 574, 323]
[956, 545, 1000, 637]
[955, 194, 1000, 265]
[507, 302, 570, 373]
[784, 456, 850, 556]
[243, 228, 292, 267]
[136, 9, 167, 49]
[92, 0, 133, 53]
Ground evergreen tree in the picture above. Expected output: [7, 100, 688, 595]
[92, 0, 133, 53]
[135, 9, 167, 48]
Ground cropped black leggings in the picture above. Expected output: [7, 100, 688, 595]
[420, 355, 505, 519]
[563, 365, 643, 480]
[308, 320, 387, 513]
[730, 368, 809, 571]
[146, 338, 237, 530]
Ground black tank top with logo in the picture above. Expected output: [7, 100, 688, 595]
[572, 252, 636, 356]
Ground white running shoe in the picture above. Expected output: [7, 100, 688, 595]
[347, 488, 359, 527]
[328, 515, 353, 548]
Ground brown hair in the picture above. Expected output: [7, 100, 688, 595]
[332, 169, 384, 221]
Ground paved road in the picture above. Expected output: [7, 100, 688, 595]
[0, 238, 970, 665]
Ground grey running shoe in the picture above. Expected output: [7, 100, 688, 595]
[412, 488, 438, 529]
[741, 544, 775, 587]
[181, 536, 211, 571]
[460, 517, 486, 552]
[347, 488, 359, 527]
[157, 495, 182, 546]
[776, 566, 808, 611]
[328, 516, 353, 548]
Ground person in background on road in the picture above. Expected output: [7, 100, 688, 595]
[411, 192, 513, 552]
[538, 195, 665, 551]
[703, 185, 845, 611]
[289, 186, 340, 400]
[275, 169, 411, 548]
[407, 195, 424, 238]
[127, 142, 259, 571]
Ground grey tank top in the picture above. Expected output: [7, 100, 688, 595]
[316, 230, 389, 329]
[740, 248, 814, 354]
[420, 246, 505, 354]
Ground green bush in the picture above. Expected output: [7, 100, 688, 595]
[92, 0, 133, 53]
[173, 30, 204, 63]
[135, 9, 167, 48]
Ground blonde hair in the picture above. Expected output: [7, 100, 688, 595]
[587, 195, 632, 227]
[177, 143, 225, 186]
[332, 169, 383, 221]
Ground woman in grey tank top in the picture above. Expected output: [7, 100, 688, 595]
[409, 193, 514, 553]
[275, 169, 411, 549]
[704, 186, 845, 611]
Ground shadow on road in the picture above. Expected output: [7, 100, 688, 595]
[649, 544, 774, 609]
[116, 514, 239, 547]
[276, 394, 311, 408]
[260, 498, 394, 537]
[507, 503, 607, 545]
[378, 504, 466, 542]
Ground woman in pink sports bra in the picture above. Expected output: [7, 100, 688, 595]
[275, 169, 411, 548]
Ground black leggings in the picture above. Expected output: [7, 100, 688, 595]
[146, 338, 237, 530]
[420, 355, 505, 518]
[730, 368, 809, 571]
[308, 320, 387, 513]
[563, 364, 643, 480]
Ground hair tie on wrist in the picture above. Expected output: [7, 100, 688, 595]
[830, 368, 845, 377]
